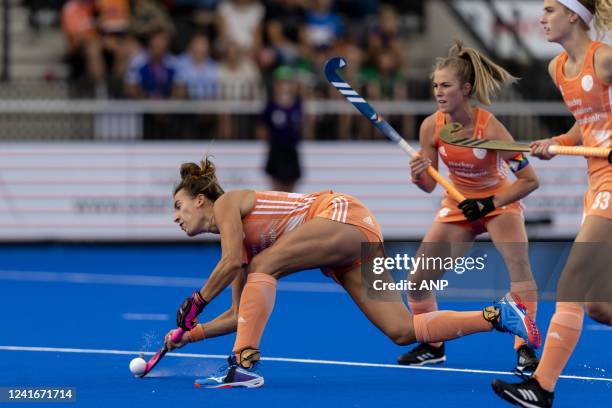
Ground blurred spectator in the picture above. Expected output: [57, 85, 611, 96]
[97, 0, 130, 34]
[124, 29, 176, 138]
[217, 0, 265, 57]
[263, 0, 305, 67]
[366, 4, 406, 70]
[173, 33, 220, 138]
[173, 33, 219, 100]
[124, 29, 176, 98]
[299, 0, 343, 56]
[218, 39, 264, 138]
[130, 0, 176, 42]
[363, 50, 405, 101]
[257, 66, 303, 192]
[334, 0, 377, 42]
[334, 0, 378, 21]
[94, 0, 131, 97]
[333, 43, 370, 140]
[61, 0, 106, 95]
[362, 49, 411, 139]
[24, 0, 63, 34]
[168, 0, 220, 54]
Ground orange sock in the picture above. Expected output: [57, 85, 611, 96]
[534, 302, 584, 392]
[413, 310, 493, 343]
[408, 296, 442, 347]
[511, 280, 538, 350]
[232, 273, 277, 361]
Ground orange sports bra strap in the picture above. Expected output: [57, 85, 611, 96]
[474, 108, 492, 139]
[555, 51, 568, 85]
[585, 41, 603, 70]
[434, 111, 445, 146]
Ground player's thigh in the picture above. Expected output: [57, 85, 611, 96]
[557, 215, 612, 300]
[421, 221, 477, 243]
[486, 213, 532, 282]
[411, 221, 475, 283]
[250, 217, 368, 279]
[339, 259, 416, 345]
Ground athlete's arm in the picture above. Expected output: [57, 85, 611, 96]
[594, 43, 612, 84]
[198, 190, 255, 302]
[486, 117, 539, 208]
[175, 190, 254, 331]
[410, 115, 439, 193]
[530, 57, 583, 159]
[166, 271, 247, 349]
[200, 265, 246, 337]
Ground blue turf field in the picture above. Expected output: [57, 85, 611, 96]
[1, 244, 611, 407]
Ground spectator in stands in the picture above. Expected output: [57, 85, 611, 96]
[299, 0, 343, 59]
[124, 29, 176, 98]
[332, 42, 370, 140]
[263, 0, 306, 66]
[173, 33, 219, 100]
[257, 66, 303, 192]
[25, 0, 64, 34]
[61, 0, 106, 96]
[130, 0, 175, 43]
[109, 33, 144, 97]
[97, 0, 130, 34]
[95, 0, 131, 97]
[218, 39, 265, 138]
[173, 33, 220, 138]
[366, 4, 405, 63]
[334, 0, 378, 43]
[335, 0, 378, 22]
[361, 48, 411, 139]
[124, 29, 176, 138]
[217, 0, 265, 57]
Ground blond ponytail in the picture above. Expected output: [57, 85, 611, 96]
[593, 0, 612, 37]
[432, 40, 518, 105]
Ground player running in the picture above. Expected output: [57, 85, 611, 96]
[492, 1, 612, 406]
[162, 157, 539, 388]
[397, 40, 541, 374]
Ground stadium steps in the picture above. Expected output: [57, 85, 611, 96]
[3, 0, 67, 79]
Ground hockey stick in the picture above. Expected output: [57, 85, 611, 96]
[439, 123, 612, 163]
[324, 57, 466, 202]
[137, 328, 185, 378]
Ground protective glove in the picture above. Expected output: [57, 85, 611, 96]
[458, 196, 495, 221]
[176, 290, 207, 330]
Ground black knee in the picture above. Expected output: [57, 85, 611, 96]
[387, 327, 416, 346]
[248, 255, 282, 279]
[586, 303, 612, 326]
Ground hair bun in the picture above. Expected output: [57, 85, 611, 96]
[180, 162, 202, 180]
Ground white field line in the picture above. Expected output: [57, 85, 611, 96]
[0, 346, 610, 383]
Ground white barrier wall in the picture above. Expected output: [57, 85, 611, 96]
[0, 141, 588, 240]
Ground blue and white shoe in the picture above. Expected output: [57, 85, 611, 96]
[484, 292, 541, 349]
[194, 355, 264, 389]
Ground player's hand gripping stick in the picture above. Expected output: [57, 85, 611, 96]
[136, 328, 186, 378]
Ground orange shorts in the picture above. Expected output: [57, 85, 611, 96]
[435, 195, 524, 235]
[309, 192, 383, 282]
[583, 185, 612, 220]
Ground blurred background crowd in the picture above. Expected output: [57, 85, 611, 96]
[0, 0, 579, 141]
[10, 0, 422, 140]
